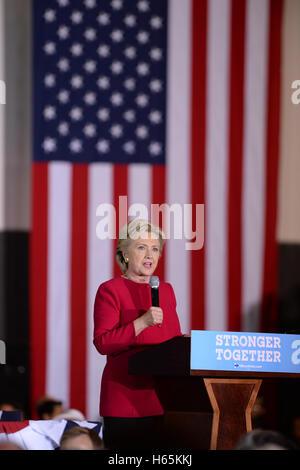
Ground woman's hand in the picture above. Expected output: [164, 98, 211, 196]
[133, 307, 163, 336]
[141, 307, 163, 327]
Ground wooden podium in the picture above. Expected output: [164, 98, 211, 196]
[128, 336, 299, 450]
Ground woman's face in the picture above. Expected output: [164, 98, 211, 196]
[124, 232, 160, 281]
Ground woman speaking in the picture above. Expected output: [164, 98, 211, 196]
[93, 219, 183, 449]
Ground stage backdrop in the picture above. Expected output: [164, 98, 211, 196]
[19, 0, 299, 420]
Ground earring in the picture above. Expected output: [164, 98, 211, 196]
[124, 257, 129, 263]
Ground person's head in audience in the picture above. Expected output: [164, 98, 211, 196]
[59, 426, 104, 450]
[36, 396, 64, 420]
[52, 409, 85, 421]
[0, 399, 25, 420]
[0, 442, 23, 450]
[292, 416, 300, 446]
[235, 429, 299, 450]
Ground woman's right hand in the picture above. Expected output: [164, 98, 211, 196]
[141, 306, 163, 327]
[133, 307, 163, 336]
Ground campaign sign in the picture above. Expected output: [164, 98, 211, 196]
[191, 330, 300, 374]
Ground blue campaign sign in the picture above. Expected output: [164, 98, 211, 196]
[191, 330, 300, 374]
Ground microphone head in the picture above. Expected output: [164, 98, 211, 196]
[150, 276, 160, 289]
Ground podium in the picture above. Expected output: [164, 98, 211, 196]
[128, 335, 300, 450]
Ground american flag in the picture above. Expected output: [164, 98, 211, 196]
[35, 0, 167, 164]
[30, 0, 282, 419]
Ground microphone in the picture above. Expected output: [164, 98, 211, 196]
[150, 276, 159, 307]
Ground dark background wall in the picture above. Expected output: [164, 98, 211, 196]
[278, 244, 300, 438]
[0, 0, 31, 419]
[0, 232, 30, 418]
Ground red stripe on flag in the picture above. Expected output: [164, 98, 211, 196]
[227, 0, 246, 331]
[69, 164, 88, 414]
[113, 165, 128, 277]
[261, 0, 283, 333]
[30, 163, 48, 417]
[152, 164, 166, 281]
[190, 0, 207, 330]
[0, 421, 30, 434]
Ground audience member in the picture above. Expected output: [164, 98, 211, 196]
[36, 397, 85, 421]
[59, 426, 104, 450]
[36, 397, 64, 420]
[0, 442, 24, 450]
[0, 400, 25, 420]
[235, 429, 299, 450]
[292, 416, 300, 446]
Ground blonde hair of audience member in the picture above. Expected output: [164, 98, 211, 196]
[235, 429, 299, 450]
[0, 442, 23, 450]
[59, 427, 104, 450]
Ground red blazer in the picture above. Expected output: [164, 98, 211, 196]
[93, 276, 182, 418]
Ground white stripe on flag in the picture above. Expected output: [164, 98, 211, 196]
[128, 164, 152, 217]
[242, 0, 269, 331]
[0, 0, 4, 231]
[205, 0, 231, 330]
[46, 162, 72, 406]
[86, 163, 113, 420]
[205, 0, 231, 331]
[165, 0, 192, 335]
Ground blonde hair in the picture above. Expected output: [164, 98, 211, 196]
[60, 426, 104, 450]
[115, 218, 165, 273]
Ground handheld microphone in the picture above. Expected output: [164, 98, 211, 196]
[150, 276, 159, 307]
